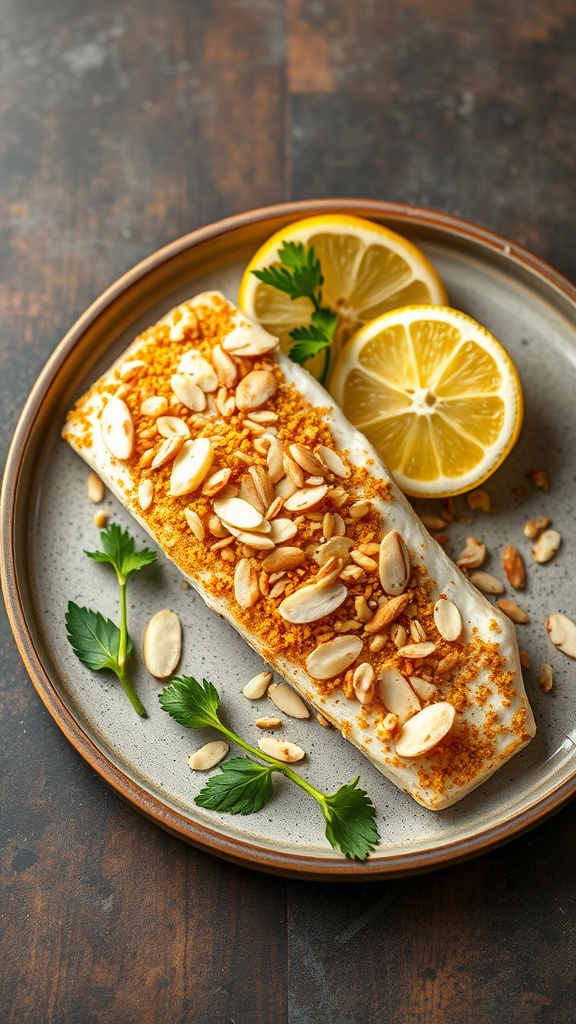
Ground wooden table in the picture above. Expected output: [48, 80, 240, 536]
[2, 2, 576, 1021]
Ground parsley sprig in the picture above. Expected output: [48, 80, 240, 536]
[159, 676, 380, 860]
[252, 241, 337, 383]
[66, 524, 157, 717]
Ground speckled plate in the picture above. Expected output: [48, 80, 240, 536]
[3, 200, 576, 880]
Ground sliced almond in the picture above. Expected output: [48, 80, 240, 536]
[177, 351, 218, 392]
[234, 558, 260, 609]
[156, 415, 191, 439]
[214, 495, 265, 531]
[433, 598, 463, 642]
[420, 515, 447, 531]
[539, 663, 553, 693]
[314, 536, 354, 567]
[378, 667, 421, 725]
[143, 609, 182, 678]
[268, 518, 298, 544]
[546, 613, 576, 659]
[502, 546, 525, 589]
[261, 546, 305, 572]
[288, 443, 326, 477]
[268, 683, 310, 719]
[243, 670, 273, 699]
[396, 641, 436, 659]
[395, 702, 455, 757]
[533, 529, 561, 564]
[222, 321, 279, 357]
[317, 445, 350, 478]
[257, 736, 305, 763]
[188, 740, 229, 771]
[249, 464, 275, 510]
[170, 373, 207, 411]
[497, 599, 530, 624]
[235, 369, 277, 411]
[255, 716, 282, 729]
[239, 473, 267, 515]
[101, 396, 134, 460]
[266, 437, 285, 484]
[350, 550, 378, 573]
[353, 662, 375, 704]
[140, 395, 168, 418]
[202, 467, 232, 497]
[408, 676, 437, 702]
[456, 536, 486, 570]
[306, 635, 363, 680]
[379, 530, 411, 595]
[169, 437, 214, 496]
[469, 571, 505, 595]
[278, 581, 347, 624]
[184, 507, 205, 541]
[284, 484, 329, 512]
[524, 516, 550, 540]
[349, 500, 371, 519]
[363, 592, 412, 633]
[151, 433, 186, 470]
[138, 478, 154, 511]
[87, 472, 105, 504]
[315, 555, 344, 588]
[212, 344, 238, 388]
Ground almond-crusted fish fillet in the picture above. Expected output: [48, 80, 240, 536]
[62, 291, 536, 810]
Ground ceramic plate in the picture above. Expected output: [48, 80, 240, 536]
[3, 200, 576, 881]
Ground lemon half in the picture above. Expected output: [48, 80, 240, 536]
[329, 305, 523, 498]
[238, 214, 448, 381]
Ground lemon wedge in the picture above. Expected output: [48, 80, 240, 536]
[238, 214, 448, 380]
[329, 305, 523, 498]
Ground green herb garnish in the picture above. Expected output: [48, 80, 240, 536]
[159, 676, 380, 860]
[252, 241, 337, 383]
[66, 524, 157, 717]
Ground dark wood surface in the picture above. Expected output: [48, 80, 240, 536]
[2, 2, 576, 1021]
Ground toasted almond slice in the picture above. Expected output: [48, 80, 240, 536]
[234, 558, 260, 609]
[188, 740, 229, 771]
[317, 445, 350, 478]
[315, 555, 344, 587]
[235, 369, 278, 411]
[539, 663, 553, 692]
[497, 599, 530, 624]
[138, 478, 154, 511]
[353, 662, 375, 704]
[349, 500, 371, 519]
[268, 518, 298, 544]
[257, 736, 305, 762]
[266, 437, 285, 484]
[469, 571, 505, 595]
[420, 515, 447, 531]
[546, 613, 576, 658]
[466, 489, 491, 512]
[157, 415, 191, 439]
[214, 495, 265, 531]
[350, 550, 377, 572]
[502, 546, 525, 589]
[261, 546, 306, 572]
[378, 667, 421, 725]
[395, 702, 455, 757]
[143, 609, 182, 678]
[456, 536, 486, 569]
[184, 507, 205, 541]
[239, 473, 267, 515]
[87, 471, 105, 504]
[255, 716, 282, 729]
[237, 531, 276, 550]
[306, 635, 363, 680]
[533, 529, 561, 564]
[247, 410, 278, 424]
[379, 530, 411, 595]
[314, 536, 354, 567]
[408, 676, 437, 702]
[101, 396, 134, 460]
[278, 581, 347, 624]
[140, 395, 169, 418]
[364, 592, 412, 633]
[177, 351, 218, 392]
[202, 467, 232, 497]
[524, 516, 550, 540]
[249, 464, 275, 509]
[222, 321, 279, 356]
[169, 437, 214, 496]
[275, 476, 297, 500]
[170, 373, 207, 411]
[396, 641, 437, 659]
[119, 358, 147, 380]
[243, 670, 273, 698]
[268, 683, 310, 719]
[151, 433, 186, 470]
[288, 443, 326, 477]
[433, 598, 463, 642]
[283, 454, 305, 488]
[212, 344, 238, 388]
[284, 485, 329, 512]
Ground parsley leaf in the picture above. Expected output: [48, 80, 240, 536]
[158, 675, 380, 860]
[66, 524, 156, 717]
[251, 242, 338, 383]
[195, 757, 275, 814]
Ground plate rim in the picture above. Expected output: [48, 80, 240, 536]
[3, 197, 576, 881]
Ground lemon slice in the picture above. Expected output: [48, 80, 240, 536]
[238, 214, 448, 380]
[329, 305, 523, 498]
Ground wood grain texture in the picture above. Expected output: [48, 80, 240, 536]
[1, 0, 576, 1021]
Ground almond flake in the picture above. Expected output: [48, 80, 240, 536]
[378, 667, 421, 725]
[395, 702, 455, 757]
[242, 671, 273, 699]
[284, 484, 329, 512]
[214, 495, 265, 531]
[306, 635, 363, 680]
[379, 530, 411, 595]
[466, 489, 491, 512]
[314, 536, 354, 567]
[177, 351, 218, 392]
[188, 740, 229, 771]
[268, 518, 298, 544]
[202, 467, 232, 497]
[257, 736, 305, 763]
[396, 641, 436, 659]
[151, 433, 186, 470]
[169, 437, 214, 496]
[234, 558, 260, 609]
[349, 500, 371, 519]
[456, 536, 486, 569]
[278, 581, 347, 624]
[546, 613, 576, 659]
[87, 472, 105, 504]
[268, 683, 310, 719]
[315, 555, 344, 587]
[288, 443, 326, 477]
[353, 662, 375, 704]
[433, 598, 463, 641]
[101, 396, 134, 460]
[184, 507, 205, 541]
[156, 415, 191, 439]
[350, 550, 378, 573]
[170, 373, 207, 411]
[140, 395, 167, 417]
[212, 344, 238, 388]
[138, 478, 154, 511]
[502, 546, 525, 589]
[533, 529, 561, 564]
[420, 515, 447, 531]
[408, 676, 437, 702]
[497, 599, 530, 624]
[317, 445, 350, 478]
[235, 369, 277, 411]
[469, 571, 505, 595]
[261, 546, 306, 572]
[222, 321, 279, 356]
[235, 531, 276, 550]
[539, 664, 553, 693]
[143, 609, 182, 678]
[266, 437, 285, 484]
[255, 716, 282, 729]
[523, 516, 550, 540]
